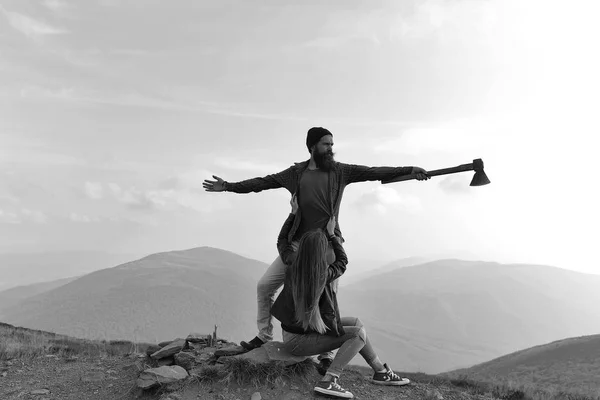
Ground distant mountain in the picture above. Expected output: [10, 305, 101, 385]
[338, 259, 600, 373]
[4, 252, 600, 375]
[340, 257, 432, 286]
[0, 251, 140, 290]
[444, 334, 600, 396]
[1, 247, 268, 343]
[0, 276, 79, 316]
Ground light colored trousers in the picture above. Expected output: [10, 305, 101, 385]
[257, 242, 337, 360]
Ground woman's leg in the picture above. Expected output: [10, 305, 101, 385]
[326, 317, 385, 378]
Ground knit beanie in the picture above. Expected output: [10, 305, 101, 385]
[306, 127, 333, 153]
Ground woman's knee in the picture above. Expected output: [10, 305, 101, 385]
[357, 326, 367, 344]
[346, 326, 367, 344]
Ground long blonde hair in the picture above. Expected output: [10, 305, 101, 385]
[289, 229, 330, 334]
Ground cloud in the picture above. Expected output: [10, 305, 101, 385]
[1, 8, 69, 41]
[84, 182, 104, 199]
[84, 178, 231, 213]
[107, 183, 158, 210]
[212, 158, 286, 174]
[0, 208, 47, 224]
[438, 176, 472, 194]
[0, 209, 20, 224]
[69, 213, 101, 223]
[20, 208, 48, 223]
[353, 187, 421, 215]
[42, 0, 69, 12]
[371, 118, 501, 157]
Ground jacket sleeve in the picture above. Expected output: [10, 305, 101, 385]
[226, 166, 292, 193]
[344, 163, 414, 184]
[327, 237, 348, 283]
[277, 213, 297, 265]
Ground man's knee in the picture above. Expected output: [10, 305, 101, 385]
[256, 279, 283, 296]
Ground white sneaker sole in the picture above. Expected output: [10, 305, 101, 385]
[314, 386, 354, 398]
[372, 378, 411, 386]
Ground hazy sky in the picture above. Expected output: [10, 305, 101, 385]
[1, 0, 598, 274]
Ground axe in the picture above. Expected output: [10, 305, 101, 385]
[381, 158, 490, 186]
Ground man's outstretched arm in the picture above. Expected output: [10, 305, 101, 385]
[344, 164, 429, 184]
[202, 167, 293, 194]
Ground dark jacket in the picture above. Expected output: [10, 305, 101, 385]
[270, 213, 348, 336]
[226, 160, 413, 242]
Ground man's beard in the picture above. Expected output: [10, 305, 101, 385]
[314, 150, 335, 171]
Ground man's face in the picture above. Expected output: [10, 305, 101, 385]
[312, 135, 335, 171]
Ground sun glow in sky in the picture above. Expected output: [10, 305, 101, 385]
[1, 0, 599, 274]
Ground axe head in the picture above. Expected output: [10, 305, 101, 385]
[470, 158, 490, 186]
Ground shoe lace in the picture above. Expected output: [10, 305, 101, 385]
[385, 368, 401, 380]
[330, 379, 346, 392]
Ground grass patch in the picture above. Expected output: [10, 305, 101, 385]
[0, 322, 153, 361]
[221, 357, 315, 387]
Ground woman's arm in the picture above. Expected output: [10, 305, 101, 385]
[325, 216, 348, 283]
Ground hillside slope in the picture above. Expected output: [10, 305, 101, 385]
[445, 334, 600, 396]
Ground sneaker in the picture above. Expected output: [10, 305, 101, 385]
[316, 357, 333, 376]
[240, 336, 265, 351]
[372, 363, 411, 386]
[314, 377, 354, 399]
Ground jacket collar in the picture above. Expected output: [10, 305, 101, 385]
[292, 159, 340, 173]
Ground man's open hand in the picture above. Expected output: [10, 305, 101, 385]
[202, 175, 226, 192]
[412, 167, 430, 181]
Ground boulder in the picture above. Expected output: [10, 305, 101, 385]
[214, 345, 246, 357]
[151, 339, 187, 360]
[158, 338, 183, 348]
[225, 342, 308, 366]
[186, 333, 211, 343]
[136, 365, 189, 390]
[156, 357, 175, 367]
[174, 352, 197, 370]
[145, 345, 161, 357]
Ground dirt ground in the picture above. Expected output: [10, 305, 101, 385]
[0, 355, 494, 400]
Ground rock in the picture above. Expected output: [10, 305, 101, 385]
[228, 342, 307, 366]
[157, 357, 175, 367]
[251, 392, 262, 400]
[186, 333, 210, 343]
[174, 352, 197, 370]
[197, 352, 215, 363]
[188, 342, 207, 352]
[151, 339, 187, 360]
[136, 365, 189, 390]
[262, 341, 308, 365]
[30, 389, 51, 395]
[1, 372, 7, 378]
[214, 345, 247, 357]
[158, 338, 183, 347]
[146, 345, 161, 357]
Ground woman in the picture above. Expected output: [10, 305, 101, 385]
[271, 195, 410, 399]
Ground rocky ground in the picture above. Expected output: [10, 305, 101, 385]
[0, 352, 498, 400]
[0, 353, 144, 400]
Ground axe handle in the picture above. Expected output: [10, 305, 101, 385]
[382, 163, 474, 184]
